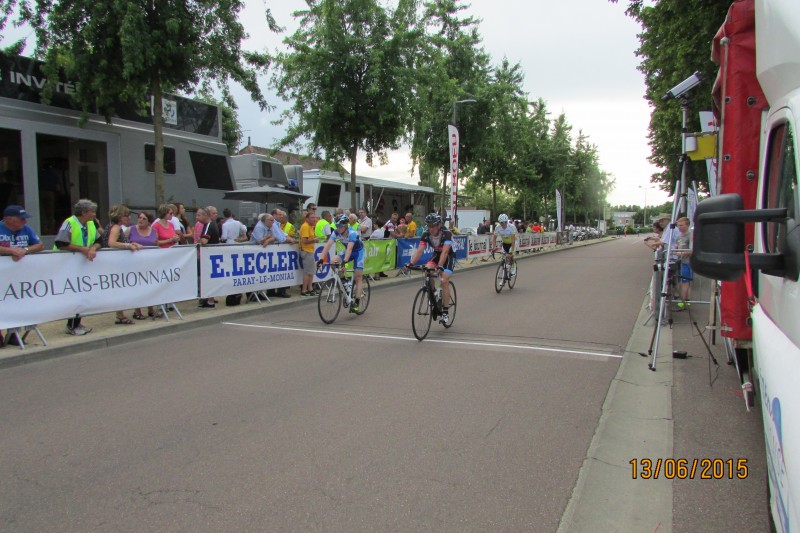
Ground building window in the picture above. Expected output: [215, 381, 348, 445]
[189, 151, 234, 190]
[318, 183, 341, 207]
[260, 161, 273, 179]
[144, 144, 176, 174]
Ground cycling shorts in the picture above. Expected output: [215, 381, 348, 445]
[502, 242, 513, 254]
[339, 248, 365, 271]
[432, 252, 456, 274]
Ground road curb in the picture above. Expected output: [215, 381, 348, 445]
[558, 292, 675, 533]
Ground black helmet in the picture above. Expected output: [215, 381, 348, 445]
[334, 214, 350, 226]
[425, 213, 442, 226]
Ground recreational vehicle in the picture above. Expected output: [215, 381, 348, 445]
[0, 53, 247, 238]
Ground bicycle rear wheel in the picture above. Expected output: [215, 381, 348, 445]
[411, 287, 433, 340]
[442, 281, 457, 328]
[353, 277, 371, 315]
[494, 262, 506, 293]
[508, 261, 517, 289]
[318, 278, 342, 324]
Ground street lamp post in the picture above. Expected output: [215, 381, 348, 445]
[639, 185, 655, 226]
[447, 99, 477, 225]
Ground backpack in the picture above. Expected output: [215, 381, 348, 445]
[225, 293, 242, 306]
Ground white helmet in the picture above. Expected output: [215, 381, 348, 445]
[498, 214, 509, 223]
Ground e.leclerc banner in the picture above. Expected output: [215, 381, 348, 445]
[0, 246, 198, 329]
[200, 243, 336, 298]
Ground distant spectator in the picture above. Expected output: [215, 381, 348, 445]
[196, 207, 220, 308]
[273, 208, 297, 243]
[0, 204, 44, 347]
[251, 212, 283, 247]
[153, 204, 180, 248]
[299, 213, 319, 296]
[174, 202, 192, 243]
[102, 204, 143, 325]
[404, 213, 417, 238]
[315, 210, 333, 242]
[54, 199, 102, 336]
[127, 211, 161, 320]
[357, 208, 373, 240]
[383, 212, 399, 237]
[348, 213, 359, 231]
[221, 208, 246, 243]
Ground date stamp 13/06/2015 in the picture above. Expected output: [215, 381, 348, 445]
[630, 458, 749, 480]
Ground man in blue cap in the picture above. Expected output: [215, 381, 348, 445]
[1, 205, 44, 347]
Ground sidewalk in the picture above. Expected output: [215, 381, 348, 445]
[0, 237, 614, 368]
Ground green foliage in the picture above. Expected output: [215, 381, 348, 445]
[17, 0, 274, 205]
[271, 0, 421, 210]
[611, 0, 732, 191]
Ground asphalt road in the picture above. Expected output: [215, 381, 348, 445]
[1, 238, 764, 531]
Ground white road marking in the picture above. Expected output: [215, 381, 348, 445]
[223, 322, 623, 360]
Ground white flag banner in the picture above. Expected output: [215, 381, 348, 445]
[0, 246, 198, 329]
[688, 186, 698, 224]
[556, 189, 563, 232]
[699, 111, 718, 196]
[199, 243, 335, 298]
[448, 125, 460, 220]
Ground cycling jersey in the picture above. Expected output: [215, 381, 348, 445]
[494, 223, 517, 244]
[419, 228, 455, 256]
[328, 227, 365, 270]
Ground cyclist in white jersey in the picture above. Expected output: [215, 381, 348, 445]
[492, 214, 517, 275]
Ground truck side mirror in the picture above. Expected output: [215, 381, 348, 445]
[691, 193, 787, 280]
[691, 194, 746, 281]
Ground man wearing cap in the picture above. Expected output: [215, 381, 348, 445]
[0, 205, 44, 261]
[1, 205, 45, 347]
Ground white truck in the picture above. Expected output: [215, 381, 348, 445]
[691, 0, 799, 529]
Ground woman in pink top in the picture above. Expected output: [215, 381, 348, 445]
[153, 204, 180, 248]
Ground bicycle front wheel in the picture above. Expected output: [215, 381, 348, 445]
[318, 278, 342, 324]
[508, 261, 517, 289]
[353, 277, 371, 315]
[411, 287, 433, 341]
[442, 281, 457, 328]
[495, 262, 506, 293]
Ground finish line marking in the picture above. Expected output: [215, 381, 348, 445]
[223, 322, 622, 360]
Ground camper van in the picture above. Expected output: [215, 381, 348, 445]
[691, 0, 798, 529]
[229, 153, 305, 225]
[301, 169, 435, 220]
[0, 53, 246, 238]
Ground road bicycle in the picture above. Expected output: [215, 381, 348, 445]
[316, 263, 371, 324]
[493, 250, 517, 293]
[407, 265, 457, 341]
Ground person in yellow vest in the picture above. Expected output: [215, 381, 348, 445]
[273, 208, 297, 243]
[315, 210, 333, 241]
[54, 198, 102, 336]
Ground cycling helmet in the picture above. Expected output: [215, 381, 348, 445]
[334, 214, 349, 226]
[498, 214, 509, 223]
[425, 213, 442, 226]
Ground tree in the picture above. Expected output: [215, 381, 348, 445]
[19, 0, 274, 205]
[408, 0, 490, 211]
[611, 0, 732, 191]
[272, 0, 420, 210]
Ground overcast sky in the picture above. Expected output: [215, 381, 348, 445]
[233, 0, 672, 208]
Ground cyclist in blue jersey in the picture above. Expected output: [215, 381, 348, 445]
[317, 214, 366, 311]
[404, 213, 455, 323]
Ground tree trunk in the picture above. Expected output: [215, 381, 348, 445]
[152, 80, 165, 207]
[350, 144, 358, 211]
[440, 166, 448, 215]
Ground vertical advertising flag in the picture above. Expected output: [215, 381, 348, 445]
[699, 111, 718, 197]
[556, 189, 563, 232]
[448, 125, 459, 223]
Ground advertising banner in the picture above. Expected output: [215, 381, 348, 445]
[396, 238, 431, 266]
[467, 235, 491, 258]
[556, 189, 563, 232]
[517, 233, 533, 251]
[0, 247, 198, 329]
[200, 243, 336, 298]
[364, 239, 396, 274]
[452, 235, 468, 260]
[449, 125, 460, 220]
